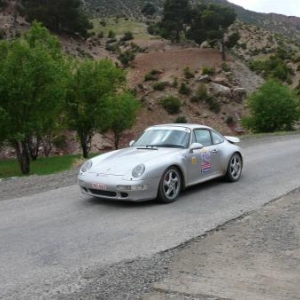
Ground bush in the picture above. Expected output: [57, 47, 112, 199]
[144, 69, 160, 81]
[160, 96, 181, 114]
[238, 42, 247, 50]
[191, 83, 208, 103]
[206, 96, 221, 113]
[152, 81, 168, 91]
[171, 77, 178, 87]
[118, 50, 135, 67]
[183, 67, 194, 79]
[226, 115, 234, 125]
[175, 116, 187, 123]
[226, 31, 240, 48]
[179, 82, 191, 95]
[108, 30, 116, 38]
[221, 62, 231, 72]
[202, 66, 215, 76]
[97, 31, 104, 38]
[249, 51, 294, 83]
[99, 19, 106, 27]
[121, 31, 134, 41]
[242, 79, 300, 132]
[106, 43, 120, 53]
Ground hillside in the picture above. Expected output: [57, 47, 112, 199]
[1, 0, 300, 156]
[85, 0, 300, 40]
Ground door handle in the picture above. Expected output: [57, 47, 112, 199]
[212, 149, 219, 153]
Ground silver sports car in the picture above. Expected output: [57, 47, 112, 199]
[78, 124, 243, 203]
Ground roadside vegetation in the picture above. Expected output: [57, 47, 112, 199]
[0, 23, 140, 175]
[243, 79, 300, 133]
[0, 154, 82, 178]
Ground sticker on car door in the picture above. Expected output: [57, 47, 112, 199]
[201, 149, 212, 173]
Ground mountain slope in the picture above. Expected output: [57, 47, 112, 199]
[85, 0, 300, 40]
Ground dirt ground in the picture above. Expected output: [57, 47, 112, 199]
[144, 188, 300, 300]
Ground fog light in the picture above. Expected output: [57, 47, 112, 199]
[131, 184, 148, 191]
[116, 184, 148, 191]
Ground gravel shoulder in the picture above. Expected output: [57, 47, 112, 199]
[0, 168, 79, 201]
[145, 188, 300, 300]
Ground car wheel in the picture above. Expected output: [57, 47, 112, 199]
[225, 153, 242, 182]
[157, 167, 181, 203]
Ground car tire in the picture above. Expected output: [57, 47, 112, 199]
[157, 167, 181, 203]
[225, 153, 242, 182]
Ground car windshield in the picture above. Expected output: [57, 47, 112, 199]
[134, 128, 190, 149]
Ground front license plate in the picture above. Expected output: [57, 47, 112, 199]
[92, 183, 107, 190]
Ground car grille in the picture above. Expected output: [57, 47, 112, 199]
[89, 189, 117, 197]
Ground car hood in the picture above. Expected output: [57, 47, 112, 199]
[90, 147, 182, 176]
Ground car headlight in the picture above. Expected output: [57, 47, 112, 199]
[80, 160, 93, 174]
[132, 164, 145, 178]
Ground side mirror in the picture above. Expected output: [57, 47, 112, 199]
[129, 140, 135, 147]
[189, 142, 203, 152]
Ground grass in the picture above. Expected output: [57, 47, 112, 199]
[90, 17, 152, 40]
[0, 154, 85, 179]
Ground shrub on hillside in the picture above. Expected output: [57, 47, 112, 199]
[183, 67, 194, 79]
[152, 81, 168, 91]
[160, 96, 181, 114]
[118, 50, 135, 67]
[121, 31, 134, 41]
[249, 49, 294, 83]
[175, 116, 187, 123]
[108, 30, 116, 38]
[202, 66, 215, 76]
[191, 83, 208, 103]
[144, 69, 160, 81]
[179, 82, 191, 95]
[206, 96, 221, 113]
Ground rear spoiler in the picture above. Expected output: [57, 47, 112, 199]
[224, 136, 240, 144]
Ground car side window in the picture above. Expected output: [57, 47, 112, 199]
[194, 129, 212, 146]
[211, 131, 224, 145]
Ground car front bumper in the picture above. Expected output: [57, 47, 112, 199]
[78, 173, 160, 202]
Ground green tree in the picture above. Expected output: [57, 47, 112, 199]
[226, 31, 240, 48]
[20, 0, 93, 37]
[159, 0, 191, 43]
[243, 80, 300, 133]
[187, 4, 236, 60]
[65, 59, 125, 158]
[0, 22, 68, 174]
[106, 92, 140, 149]
[141, 3, 156, 17]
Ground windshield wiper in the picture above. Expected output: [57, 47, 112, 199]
[153, 144, 185, 148]
[137, 145, 158, 150]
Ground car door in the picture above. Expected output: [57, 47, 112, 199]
[187, 129, 222, 185]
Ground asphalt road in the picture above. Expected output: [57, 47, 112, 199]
[1, 134, 300, 299]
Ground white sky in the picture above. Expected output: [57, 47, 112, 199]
[227, 0, 300, 17]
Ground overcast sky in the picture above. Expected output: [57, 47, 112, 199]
[227, 0, 300, 17]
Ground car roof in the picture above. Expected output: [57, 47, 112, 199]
[149, 124, 212, 130]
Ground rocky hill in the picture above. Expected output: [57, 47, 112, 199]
[1, 0, 300, 154]
[84, 0, 164, 18]
[201, 0, 300, 41]
[85, 0, 300, 40]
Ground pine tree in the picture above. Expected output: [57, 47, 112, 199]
[21, 0, 92, 37]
